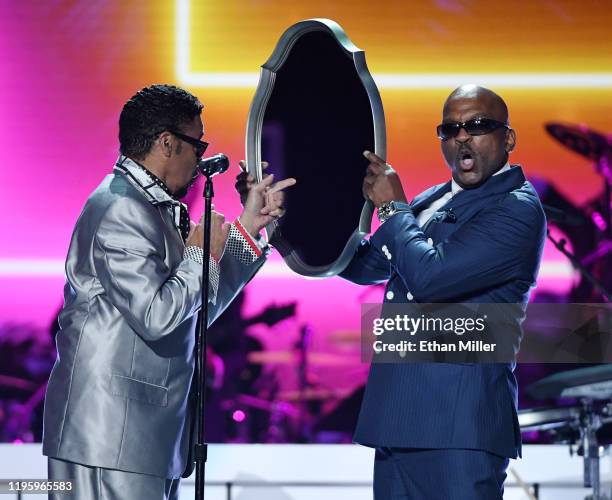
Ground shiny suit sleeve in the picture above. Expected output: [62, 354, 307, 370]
[368, 193, 546, 302]
[208, 232, 265, 325]
[93, 196, 263, 342]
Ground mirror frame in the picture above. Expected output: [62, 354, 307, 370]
[245, 18, 386, 277]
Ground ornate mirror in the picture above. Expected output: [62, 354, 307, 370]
[246, 18, 386, 277]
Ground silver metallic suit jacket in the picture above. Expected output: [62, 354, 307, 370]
[42, 159, 265, 478]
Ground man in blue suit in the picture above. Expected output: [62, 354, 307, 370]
[341, 85, 546, 499]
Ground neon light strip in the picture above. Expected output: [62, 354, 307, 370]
[176, 0, 612, 89]
[371, 74, 612, 89]
[0, 260, 65, 276]
[0, 259, 576, 279]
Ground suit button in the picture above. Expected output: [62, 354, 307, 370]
[427, 238, 434, 245]
[386, 291, 394, 300]
[381, 244, 392, 260]
[407, 291, 414, 301]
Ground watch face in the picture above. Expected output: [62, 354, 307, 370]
[377, 202, 395, 222]
[384, 202, 396, 214]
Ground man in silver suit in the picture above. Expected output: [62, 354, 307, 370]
[42, 84, 294, 499]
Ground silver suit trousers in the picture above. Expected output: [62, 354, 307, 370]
[48, 458, 180, 500]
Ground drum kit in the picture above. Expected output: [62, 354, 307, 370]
[519, 365, 612, 500]
[217, 323, 362, 443]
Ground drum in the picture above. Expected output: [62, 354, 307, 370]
[518, 405, 581, 431]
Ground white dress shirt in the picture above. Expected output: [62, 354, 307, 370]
[415, 163, 511, 227]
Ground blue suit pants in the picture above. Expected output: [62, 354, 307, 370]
[373, 447, 509, 500]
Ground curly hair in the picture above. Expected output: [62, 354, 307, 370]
[119, 84, 203, 160]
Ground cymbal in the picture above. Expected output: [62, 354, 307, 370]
[328, 330, 361, 346]
[518, 405, 581, 431]
[221, 394, 300, 416]
[247, 351, 357, 366]
[277, 387, 352, 401]
[545, 122, 612, 162]
[527, 365, 612, 400]
[0, 374, 38, 392]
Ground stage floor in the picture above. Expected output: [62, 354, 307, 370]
[0, 444, 609, 499]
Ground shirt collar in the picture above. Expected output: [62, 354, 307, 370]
[450, 161, 511, 196]
[113, 155, 179, 206]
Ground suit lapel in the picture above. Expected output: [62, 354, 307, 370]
[410, 181, 452, 217]
[443, 165, 526, 211]
[411, 166, 527, 238]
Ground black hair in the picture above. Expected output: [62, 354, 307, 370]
[119, 84, 203, 160]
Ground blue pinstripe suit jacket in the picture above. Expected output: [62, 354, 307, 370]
[341, 165, 546, 458]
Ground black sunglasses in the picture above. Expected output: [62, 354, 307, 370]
[436, 118, 510, 141]
[168, 129, 209, 158]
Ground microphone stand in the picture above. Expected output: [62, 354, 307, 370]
[194, 172, 214, 500]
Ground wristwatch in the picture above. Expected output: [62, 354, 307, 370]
[377, 201, 399, 223]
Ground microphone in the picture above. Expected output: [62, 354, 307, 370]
[198, 154, 229, 178]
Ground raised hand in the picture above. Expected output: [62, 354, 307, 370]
[239, 173, 296, 236]
[362, 150, 407, 207]
[235, 161, 270, 206]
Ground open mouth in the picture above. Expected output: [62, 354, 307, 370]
[458, 152, 474, 170]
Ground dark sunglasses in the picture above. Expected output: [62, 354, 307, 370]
[436, 118, 510, 141]
[168, 129, 209, 158]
